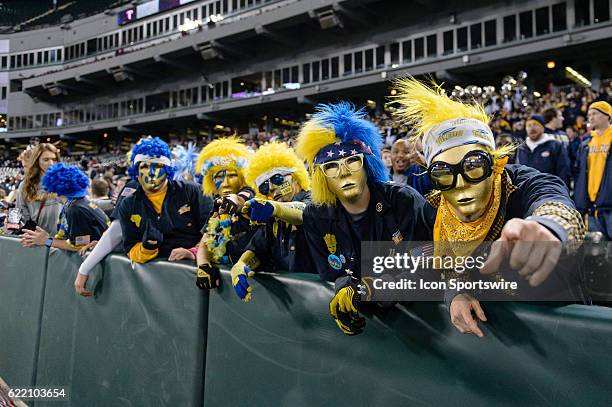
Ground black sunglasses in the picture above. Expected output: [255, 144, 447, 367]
[428, 151, 493, 191]
[258, 173, 287, 195]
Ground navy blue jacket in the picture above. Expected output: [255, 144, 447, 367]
[245, 190, 313, 273]
[302, 182, 436, 282]
[517, 139, 571, 186]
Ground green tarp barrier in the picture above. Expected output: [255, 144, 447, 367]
[0, 236, 48, 388]
[1, 237, 612, 406]
[34, 251, 208, 407]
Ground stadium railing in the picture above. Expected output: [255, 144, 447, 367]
[1, 235, 611, 406]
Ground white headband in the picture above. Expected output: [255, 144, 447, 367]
[254, 167, 296, 188]
[423, 118, 495, 165]
[133, 154, 172, 166]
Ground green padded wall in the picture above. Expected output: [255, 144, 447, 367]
[34, 251, 208, 407]
[0, 236, 48, 389]
[204, 270, 612, 407]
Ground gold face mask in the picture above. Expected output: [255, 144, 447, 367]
[266, 175, 298, 202]
[322, 155, 368, 203]
[433, 144, 494, 221]
[213, 169, 243, 197]
[137, 162, 168, 193]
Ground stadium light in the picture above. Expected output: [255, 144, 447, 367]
[565, 66, 592, 87]
[547, 61, 556, 69]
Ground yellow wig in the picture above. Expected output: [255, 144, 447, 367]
[295, 120, 339, 206]
[390, 77, 515, 159]
[196, 136, 252, 196]
[245, 142, 310, 196]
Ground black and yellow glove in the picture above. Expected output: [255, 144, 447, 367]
[329, 279, 366, 336]
[196, 263, 220, 289]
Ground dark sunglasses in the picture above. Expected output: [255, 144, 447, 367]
[258, 173, 287, 195]
[428, 151, 493, 191]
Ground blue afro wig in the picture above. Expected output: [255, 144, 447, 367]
[42, 163, 89, 199]
[313, 102, 389, 183]
[128, 137, 176, 181]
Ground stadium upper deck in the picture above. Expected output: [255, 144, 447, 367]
[1, 0, 611, 139]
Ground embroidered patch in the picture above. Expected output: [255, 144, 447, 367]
[178, 204, 191, 214]
[75, 235, 91, 245]
[541, 151, 550, 157]
[376, 202, 383, 212]
[130, 214, 142, 228]
[121, 187, 137, 197]
[323, 233, 337, 254]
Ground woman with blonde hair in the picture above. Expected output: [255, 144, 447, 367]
[16, 143, 62, 235]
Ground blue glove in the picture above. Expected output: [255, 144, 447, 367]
[248, 199, 275, 224]
[231, 262, 255, 302]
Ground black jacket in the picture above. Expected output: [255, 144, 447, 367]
[302, 182, 436, 282]
[115, 180, 213, 258]
[245, 190, 313, 273]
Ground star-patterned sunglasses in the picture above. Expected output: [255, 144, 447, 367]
[320, 154, 364, 178]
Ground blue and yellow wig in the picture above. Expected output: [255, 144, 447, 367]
[295, 102, 388, 206]
[127, 137, 176, 181]
[196, 136, 251, 196]
[42, 163, 89, 199]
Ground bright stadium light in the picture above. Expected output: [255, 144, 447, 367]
[565, 66, 592, 87]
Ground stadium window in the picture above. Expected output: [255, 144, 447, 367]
[414, 38, 424, 60]
[264, 71, 272, 89]
[484, 19, 496, 46]
[37, 51, 42, 64]
[80, 43, 85, 56]
[551, 2, 567, 31]
[291, 65, 299, 83]
[193, 8, 199, 20]
[223, 0, 228, 13]
[519, 10, 533, 38]
[57, 49, 62, 61]
[282, 67, 290, 84]
[1, 86, 6, 100]
[402, 40, 412, 63]
[322, 58, 330, 79]
[354, 51, 363, 73]
[10, 55, 14, 69]
[128, 29, 133, 44]
[575, 0, 590, 26]
[375, 46, 385, 68]
[16, 54, 21, 68]
[173, 15, 178, 29]
[232, 0, 238, 11]
[240, 0, 246, 9]
[331, 56, 339, 78]
[209, 4, 214, 17]
[180, 13, 185, 25]
[365, 50, 373, 71]
[303, 63, 311, 83]
[535, 6, 550, 35]
[390, 42, 399, 65]
[200, 86, 208, 103]
[503, 14, 517, 42]
[312, 61, 320, 81]
[216, 1, 221, 14]
[273, 69, 281, 88]
[165, 18, 170, 31]
[443, 30, 454, 54]
[1, 56, 6, 69]
[186, 10, 191, 20]
[103, 36, 107, 50]
[594, 0, 610, 22]
[343, 53, 352, 75]
[470, 23, 482, 49]
[457, 27, 468, 51]
[49, 50, 56, 63]
[222, 81, 229, 98]
[426, 34, 437, 57]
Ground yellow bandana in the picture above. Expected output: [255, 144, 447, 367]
[433, 157, 508, 258]
[587, 126, 612, 202]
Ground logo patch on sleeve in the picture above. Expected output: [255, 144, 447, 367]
[130, 214, 142, 228]
[178, 204, 191, 215]
[75, 235, 91, 245]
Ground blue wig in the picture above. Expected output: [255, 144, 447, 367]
[173, 143, 198, 181]
[128, 137, 176, 181]
[42, 163, 89, 199]
[313, 102, 389, 183]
